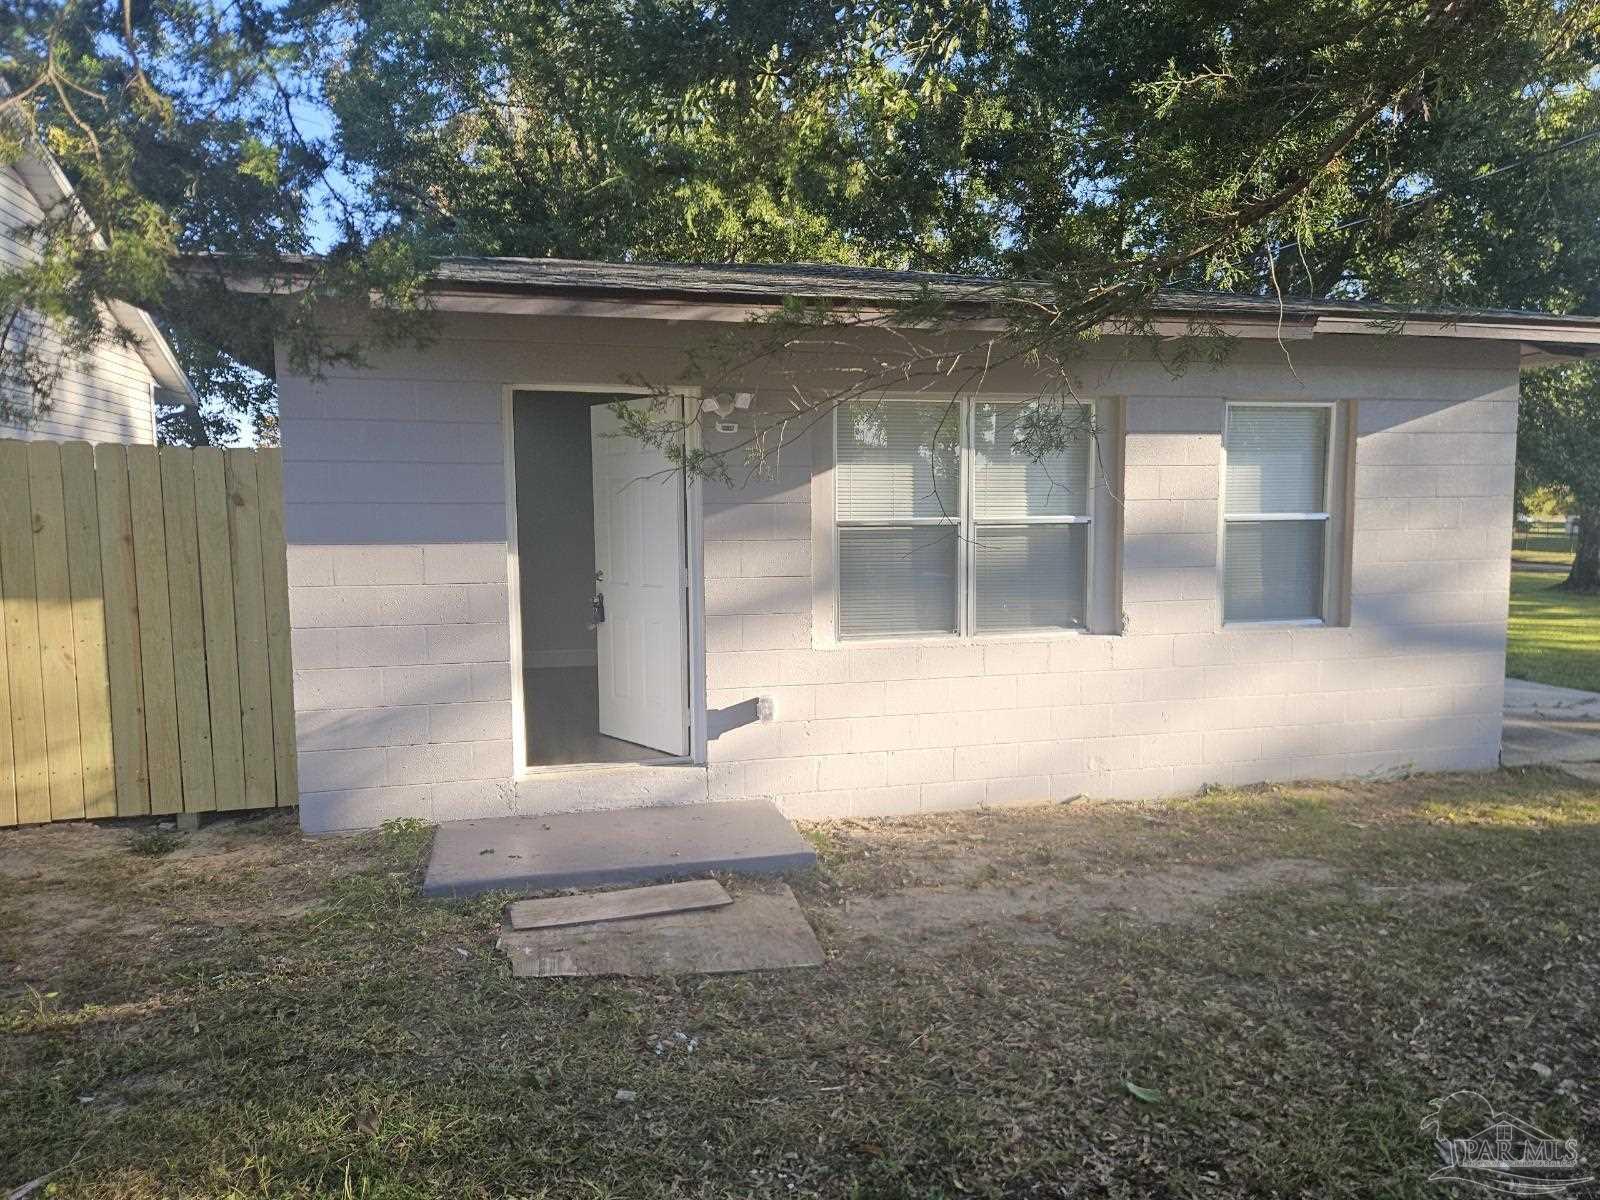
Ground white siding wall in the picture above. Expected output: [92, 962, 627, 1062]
[281, 313, 1517, 831]
[0, 163, 157, 443]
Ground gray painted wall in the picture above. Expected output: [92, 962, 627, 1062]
[280, 312, 1516, 831]
[512, 392, 598, 666]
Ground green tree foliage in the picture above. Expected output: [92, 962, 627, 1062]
[1521, 365, 1600, 591]
[322, 0, 971, 265]
[1287, 41, 1600, 591]
[2, 0, 1598, 451]
[2, 0, 435, 441]
[324, 0, 1599, 284]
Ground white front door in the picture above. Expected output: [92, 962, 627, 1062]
[590, 399, 689, 756]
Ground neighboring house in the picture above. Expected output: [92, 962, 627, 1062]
[0, 143, 192, 441]
[250, 258, 1600, 833]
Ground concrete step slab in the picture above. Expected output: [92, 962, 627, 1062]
[500, 885, 823, 977]
[422, 799, 816, 898]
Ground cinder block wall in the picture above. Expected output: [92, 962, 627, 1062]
[279, 372, 517, 831]
[700, 351, 1515, 821]
[280, 315, 1517, 831]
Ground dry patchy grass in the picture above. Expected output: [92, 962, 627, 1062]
[3, 771, 1599, 1198]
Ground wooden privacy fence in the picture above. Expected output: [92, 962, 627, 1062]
[0, 441, 297, 827]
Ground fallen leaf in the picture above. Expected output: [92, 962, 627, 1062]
[1124, 1080, 1162, 1104]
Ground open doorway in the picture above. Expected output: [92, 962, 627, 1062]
[510, 390, 690, 769]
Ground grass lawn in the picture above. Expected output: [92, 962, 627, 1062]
[5, 771, 1600, 1198]
[1512, 547, 1578, 567]
[1507, 569, 1600, 692]
[1511, 525, 1576, 568]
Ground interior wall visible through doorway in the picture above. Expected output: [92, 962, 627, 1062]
[511, 390, 664, 767]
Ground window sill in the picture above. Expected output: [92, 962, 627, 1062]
[1219, 617, 1327, 629]
[819, 626, 1104, 650]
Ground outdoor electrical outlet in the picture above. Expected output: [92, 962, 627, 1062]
[756, 696, 775, 722]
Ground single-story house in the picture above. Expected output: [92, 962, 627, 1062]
[252, 258, 1600, 832]
[1, 138, 192, 440]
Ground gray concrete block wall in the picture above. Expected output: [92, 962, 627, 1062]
[281, 372, 517, 832]
[278, 315, 1521, 831]
[705, 381, 1515, 822]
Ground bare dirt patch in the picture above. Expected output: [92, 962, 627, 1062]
[832, 857, 1337, 947]
[0, 810, 371, 995]
[0, 810, 306, 877]
[2, 890, 164, 988]
[0, 820, 126, 881]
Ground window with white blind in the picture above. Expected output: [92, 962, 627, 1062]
[834, 398, 1093, 639]
[1221, 404, 1333, 624]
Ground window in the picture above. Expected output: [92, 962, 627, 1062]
[834, 398, 1093, 639]
[1221, 404, 1332, 623]
[835, 401, 960, 638]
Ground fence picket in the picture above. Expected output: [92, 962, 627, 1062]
[95, 444, 150, 817]
[127, 445, 183, 815]
[27, 442, 87, 821]
[194, 448, 246, 811]
[256, 450, 298, 808]
[0, 499, 14, 827]
[227, 451, 277, 811]
[161, 449, 216, 811]
[60, 442, 116, 819]
[0, 440, 50, 825]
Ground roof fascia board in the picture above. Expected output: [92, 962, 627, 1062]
[428, 291, 777, 323]
[214, 263, 1600, 353]
[106, 299, 194, 399]
[425, 289, 1320, 339]
[1313, 313, 1600, 345]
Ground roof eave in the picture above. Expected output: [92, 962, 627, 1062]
[425, 285, 1600, 349]
[8, 143, 197, 401]
[200, 254, 1600, 355]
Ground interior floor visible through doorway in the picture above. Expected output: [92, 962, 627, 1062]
[525, 665, 662, 766]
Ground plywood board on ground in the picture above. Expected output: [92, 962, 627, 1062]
[501, 886, 823, 978]
[507, 878, 731, 931]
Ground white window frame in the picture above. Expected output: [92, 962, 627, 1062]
[832, 395, 1096, 641]
[1218, 400, 1336, 628]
